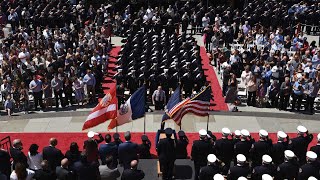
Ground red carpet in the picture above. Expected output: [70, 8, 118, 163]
[200, 47, 228, 111]
[1, 132, 318, 158]
[101, 46, 121, 93]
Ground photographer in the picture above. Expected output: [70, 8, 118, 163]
[291, 75, 305, 112]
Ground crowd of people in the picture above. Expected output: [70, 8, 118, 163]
[0, 126, 319, 180]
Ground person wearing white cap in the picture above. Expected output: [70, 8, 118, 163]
[238, 177, 247, 180]
[297, 151, 319, 179]
[310, 133, 320, 161]
[271, 131, 289, 165]
[213, 174, 224, 180]
[227, 154, 250, 180]
[250, 129, 272, 167]
[215, 127, 234, 175]
[251, 155, 276, 180]
[191, 129, 213, 180]
[276, 150, 299, 180]
[198, 154, 220, 180]
[234, 129, 255, 159]
[308, 177, 318, 180]
[84, 131, 104, 162]
[288, 125, 313, 165]
[261, 174, 273, 180]
[233, 130, 241, 143]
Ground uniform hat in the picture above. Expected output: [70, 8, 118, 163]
[262, 155, 272, 164]
[165, 128, 173, 136]
[284, 150, 295, 159]
[259, 129, 268, 137]
[277, 131, 287, 139]
[199, 129, 207, 137]
[306, 151, 317, 161]
[222, 127, 231, 135]
[207, 154, 217, 163]
[317, 133, 320, 141]
[262, 174, 273, 180]
[240, 129, 250, 137]
[178, 130, 185, 137]
[297, 125, 307, 134]
[87, 131, 95, 138]
[236, 154, 246, 163]
[141, 135, 148, 141]
[113, 133, 120, 139]
[238, 177, 247, 180]
[235, 130, 241, 136]
[308, 177, 318, 180]
[213, 174, 224, 180]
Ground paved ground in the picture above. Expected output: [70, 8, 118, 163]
[1, 35, 320, 133]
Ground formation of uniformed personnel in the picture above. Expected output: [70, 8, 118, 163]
[233, 130, 241, 145]
[288, 125, 314, 165]
[250, 129, 273, 168]
[157, 128, 176, 180]
[199, 154, 222, 180]
[297, 151, 320, 180]
[138, 135, 152, 159]
[251, 155, 276, 180]
[234, 129, 255, 160]
[191, 129, 214, 180]
[271, 131, 289, 165]
[214, 128, 234, 175]
[275, 150, 299, 180]
[227, 154, 250, 180]
[176, 130, 189, 159]
[310, 133, 320, 160]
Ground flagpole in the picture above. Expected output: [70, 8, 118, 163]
[206, 114, 209, 132]
[116, 119, 118, 133]
[144, 114, 146, 134]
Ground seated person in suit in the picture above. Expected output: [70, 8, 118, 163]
[99, 156, 120, 180]
[56, 158, 74, 180]
[121, 160, 145, 180]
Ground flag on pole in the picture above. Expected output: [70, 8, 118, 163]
[108, 86, 145, 130]
[82, 86, 117, 130]
[161, 86, 183, 123]
[166, 86, 211, 126]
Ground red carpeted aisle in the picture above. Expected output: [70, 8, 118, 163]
[101, 46, 121, 93]
[1, 132, 317, 158]
[199, 47, 228, 111]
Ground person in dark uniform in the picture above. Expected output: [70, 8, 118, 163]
[288, 125, 313, 165]
[234, 129, 255, 160]
[270, 131, 289, 166]
[0, 143, 11, 178]
[116, 82, 125, 108]
[199, 154, 221, 180]
[214, 128, 234, 175]
[275, 150, 299, 180]
[251, 155, 276, 180]
[157, 128, 176, 180]
[176, 130, 189, 159]
[250, 129, 273, 168]
[310, 133, 320, 160]
[233, 130, 241, 145]
[138, 135, 151, 159]
[191, 129, 213, 180]
[297, 151, 320, 180]
[227, 154, 250, 180]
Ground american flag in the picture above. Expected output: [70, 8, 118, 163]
[163, 86, 211, 126]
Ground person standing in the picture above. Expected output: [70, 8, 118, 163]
[42, 138, 64, 171]
[27, 144, 42, 171]
[270, 131, 289, 166]
[199, 154, 221, 180]
[250, 130, 273, 168]
[73, 77, 84, 106]
[275, 150, 299, 180]
[0, 143, 11, 179]
[118, 131, 138, 170]
[29, 75, 44, 111]
[279, 77, 291, 110]
[83, 69, 96, 103]
[227, 154, 250, 180]
[247, 75, 258, 106]
[176, 130, 189, 159]
[51, 74, 64, 108]
[297, 151, 319, 180]
[10, 139, 28, 170]
[33, 160, 56, 180]
[138, 135, 152, 159]
[99, 156, 120, 180]
[234, 129, 255, 160]
[152, 86, 166, 110]
[251, 155, 276, 180]
[116, 82, 125, 108]
[157, 128, 176, 180]
[121, 160, 145, 180]
[214, 128, 234, 175]
[310, 133, 320, 160]
[304, 78, 320, 114]
[99, 134, 117, 167]
[291, 77, 305, 111]
[56, 158, 74, 180]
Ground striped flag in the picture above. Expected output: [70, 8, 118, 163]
[82, 86, 117, 130]
[166, 86, 211, 126]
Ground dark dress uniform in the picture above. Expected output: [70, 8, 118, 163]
[176, 136, 189, 159]
[288, 134, 313, 165]
[297, 161, 320, 180]
[250, 139, 273, 167]
[275, 160, 299, 180]
[234, 138, 255, 160]
[310, 144, 320, 161]
[271, 140, 289, 165]
[214, 138, 234, 175]
[138, 135, 152, 159]
[251, 164, 276, 180]
[157, 129, 176, 180]
[199, 164, 220, 180]
[191, 139, 213, 180]
[227, 164, 250, 180]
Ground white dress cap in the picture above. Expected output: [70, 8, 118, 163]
[308, 177, 318, 180]
[277, 131, 287, 139]
[317, 133, 320, 141]
[259, 129, 268, 137]
[240, 129, 250, 137]
[297, 125, 307, 133]
[284, 150, 295, 159]
[238, 177, 248, 180]
[306, 151, 317, 161]
[87, 131, 95, 138]
[207, 154, 217, 163]
[262, 155, 272, 163]
[222, 127, 231, 135]
[237, 154, 246, 163]
[235, 130, 241, 136]
[213, 174, 224, 180]
[199, 129, 207, 136]
[262, 174, 273, 180]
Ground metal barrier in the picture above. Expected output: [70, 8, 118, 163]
[0, 136, 12, 153]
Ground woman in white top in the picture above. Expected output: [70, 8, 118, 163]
[241, 65, 252, 86]
[10, 163, 35, 180]
[27, 144, 43, 171]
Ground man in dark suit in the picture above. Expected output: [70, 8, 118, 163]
[99, 156, 120, 180]
[56, 158, 74, 180]
[99, 134, 117, 167]
[0, 143, 11, 178]
[157, 128, 176, 180]
[10, 139, 28, 170]
[43, 138, 64, 171]
[121, 160, 145, 180]
[72, 153, 99, 180]
[118, 131, 138, 169]
[33, 160, 56, 180]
